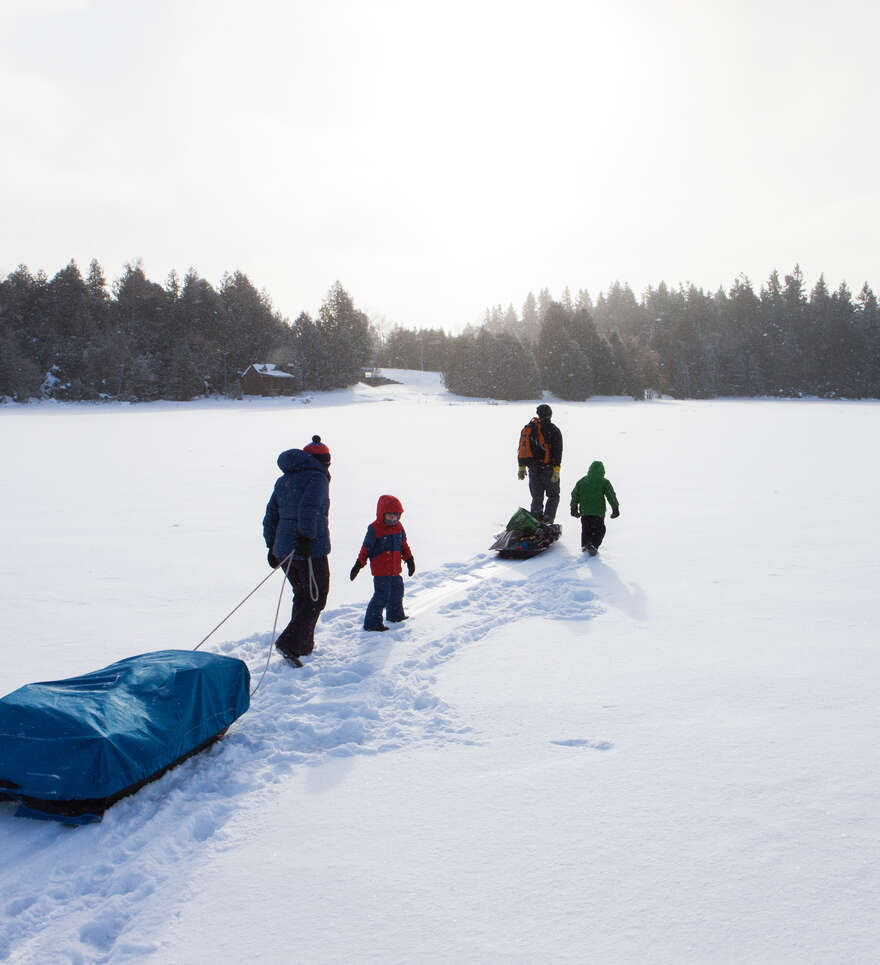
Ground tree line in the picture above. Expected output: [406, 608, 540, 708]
[0, 260, 373, 401]
[3, 260, 879, 402]
[459, 266, 880, 399]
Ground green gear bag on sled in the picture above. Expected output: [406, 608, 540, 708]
[491, 508, 561, 558]
[506, 507, 540, 535]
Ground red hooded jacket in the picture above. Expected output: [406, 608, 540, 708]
[356, 495, 413, 576]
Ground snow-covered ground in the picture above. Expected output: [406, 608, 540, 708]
[1, 371, 879, 964]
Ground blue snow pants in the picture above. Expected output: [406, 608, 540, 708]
[364, 574, 405, 629]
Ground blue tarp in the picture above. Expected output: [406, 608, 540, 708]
[0, 650, 249, 821]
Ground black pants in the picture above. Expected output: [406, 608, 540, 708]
[580, 515, 606, 549]
[528, 466, 560, 522]
[276, 556, 330, 656]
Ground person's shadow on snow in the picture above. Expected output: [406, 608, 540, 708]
[581, 555, 647, 621]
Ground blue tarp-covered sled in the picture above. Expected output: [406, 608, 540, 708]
[491, 507, 562, 558]
[0, 650, 249, 823]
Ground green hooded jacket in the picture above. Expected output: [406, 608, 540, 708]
[570, 461, 619, 518]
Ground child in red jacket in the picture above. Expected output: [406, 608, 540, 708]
[350, 495, 416, 631]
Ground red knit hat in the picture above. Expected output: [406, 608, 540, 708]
[303, 435, 331, 464]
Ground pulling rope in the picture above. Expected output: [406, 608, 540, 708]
[193, 550, 295, 698]
[308, 557, 319, 602]
[250, 552, 296, 697]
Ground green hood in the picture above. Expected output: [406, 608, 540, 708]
[570, 461, 618, 517]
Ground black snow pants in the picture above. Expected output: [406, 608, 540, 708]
[276, 556, 330, 656]
[580, 515, 606, 550]
[528, 466, 560, 522]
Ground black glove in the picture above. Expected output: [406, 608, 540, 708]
[610, 508, 620, 519]
[267, 549, 280, 569]
[295, 534, 313, 557]
[406, 556, 416, 577]
[570, 505, 580, 518]
[350, 561, 363, 581]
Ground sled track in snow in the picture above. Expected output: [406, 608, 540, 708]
[0, 550, 603, 962]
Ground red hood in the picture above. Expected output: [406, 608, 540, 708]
[374, 494, 404, 532]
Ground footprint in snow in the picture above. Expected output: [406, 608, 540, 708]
[550, 739, 614, 751]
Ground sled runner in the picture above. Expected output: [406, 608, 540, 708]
[491, 507, 562, 558]
[0, 650, 249, 824]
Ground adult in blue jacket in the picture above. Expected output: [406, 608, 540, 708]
[262, 435, 332, 664]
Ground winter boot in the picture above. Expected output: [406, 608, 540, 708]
[275, 636, 304, 666]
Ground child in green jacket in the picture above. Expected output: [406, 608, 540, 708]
[570, 461, 620, 556]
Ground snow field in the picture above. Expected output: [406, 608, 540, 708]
[1, 374, 879, 962]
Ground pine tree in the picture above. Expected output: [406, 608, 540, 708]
[782, 265, 810, 393]
[292, 311, 330, 389]
[827, 281, 862, 397]
[443, 333, 482, 396]
[538, 302, 593, 400]
[0, 270, 43, 400]
[165, 340, 205, 400]
[0, 266, 50, 398]
[759, 270, 788, 393]
[521, 292, 539, 343]
[723, 275, 765, 395]
[804, 273, 831, 394]
[44, 260, 100, 399]
[571, 307, 621, 395]
[419, 328, 450, 370]
[379, 326, 417, 368]
[575, 289, 593, 314]
[595, 281, 643, 336]
[317, 282, 372, 387]
[173, 270, 225, 395]
[608, 331, 641, 399]
[220, 271, 293, 384]
[86, 260, 108, 303]
[855, 283, 880, 396]
[537, 288, 553, 328]
[442, 331, 539, 400]
[165, 269, 181, 301]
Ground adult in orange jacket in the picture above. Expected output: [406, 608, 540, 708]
[517, 403, 563, 522]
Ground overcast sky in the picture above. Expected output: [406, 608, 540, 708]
[2, 0, 878, 331]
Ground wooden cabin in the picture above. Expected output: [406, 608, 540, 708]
[240, 363, 298, 396]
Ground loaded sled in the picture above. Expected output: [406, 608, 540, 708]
[491, 507, 561, 558]
[0, 650, 249, 824]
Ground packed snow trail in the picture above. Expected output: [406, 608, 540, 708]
[0, 550, 606, 963]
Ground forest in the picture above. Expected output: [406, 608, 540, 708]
[379, 268, 880, 400]
[1, 260, 878, 402]
[0, 261, 371, 401]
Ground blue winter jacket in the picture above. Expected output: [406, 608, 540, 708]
[262, 449, 331, 559]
